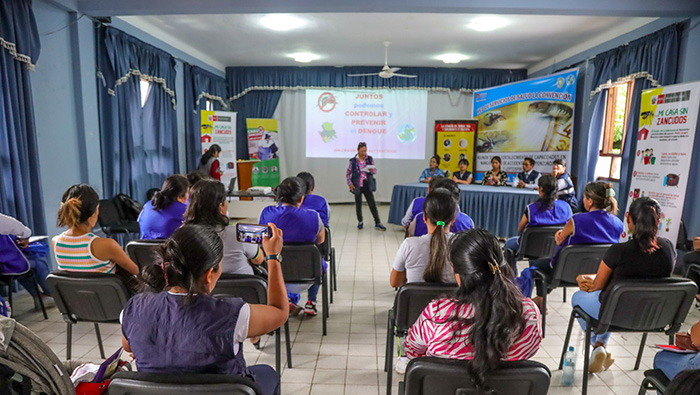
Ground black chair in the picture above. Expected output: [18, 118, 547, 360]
[126, 240, 166, 269]
[211, 274, 293, 375]
[317, 227, 337, 303]
[638, 369, 670, 395]
[280, 243, 329, 335]
[385, 283, 459, 395]
[46, 271, 131, 360]
[97, 199, 140, 240]
[534, 244, 612, 337]
[560, 278, 697, 395]
[516, 225, 563, 261]
[108, 371, 264, 395]
[400, 358, 551, 395]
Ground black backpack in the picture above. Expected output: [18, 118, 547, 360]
[113, 193, 143, 222]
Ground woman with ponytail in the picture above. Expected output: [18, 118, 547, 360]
[572, 197, 674, 373]
[121, 224, 287, 395]
[197, 144, 224, 180]
[138, 175, 189, 239]
[405, 229, 542, 390]
[53, 185, 139, 277]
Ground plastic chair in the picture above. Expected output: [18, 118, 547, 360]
[400, 358, 551, 395]
[97, 199, 140, 240]
[638, 369, 670, 395]
[211, 274, 293, 375]
[560, 278, 697, 395]
[281, 243, 328, 335]
[108, 371, 264, 395]
[46, 271, 131, 360]
[126, 240, 166, 269]
[384, 283, 459, 395]
[317, 227, 337, 303]
[516, 226, 563, 261]
[533, 244, 612, 337]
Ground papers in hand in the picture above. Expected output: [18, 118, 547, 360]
[362, 165, 376, 173]
[28, 236, 49, 243]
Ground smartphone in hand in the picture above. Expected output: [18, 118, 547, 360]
[236, 223, 272, 244]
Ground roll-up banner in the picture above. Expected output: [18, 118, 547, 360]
[472, 68, 578, 182]
[434, 120, 477, 176]
[201, 110, 237, 187]
[621, 81, 700, 244]
[247, 118, 281, 187]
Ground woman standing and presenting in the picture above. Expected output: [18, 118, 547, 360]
[482, 156, 508, 186]
[197, 144, 224, 181]
[347, 142, 386, 231]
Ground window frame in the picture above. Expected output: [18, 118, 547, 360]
[596, 80, 635, 181]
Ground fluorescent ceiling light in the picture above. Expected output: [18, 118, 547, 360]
[289, 52, 320, 63]
[260, 14, 305, 31]
[436, 54, 470, 64]
[467, 16, 508, 32]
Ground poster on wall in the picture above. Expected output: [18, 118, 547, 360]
[201, 110, 237, 187]
[621, 81, 700, 244]
[247, 118, 281, 187]
[472, 68, 578, 182]
[434, 120, 477, 176]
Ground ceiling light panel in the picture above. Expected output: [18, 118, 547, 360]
[289, 53, 320, 63]
[260, 14, 306, 31]
[436, 54, 470, 64]
[467, 16, 509, 32]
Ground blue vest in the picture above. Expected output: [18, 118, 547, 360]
[0, 235, 30, 275]
[411, 197, 426, 219]
[121, 292, 251, 377]
[517, 170, 540, 184]
[550, 210, 623, 266]
[556, 172, 578, 210]
[526, 200, 572, 227]
[259, 205, 320, 243]
[413, 212, 474, 237]
[300, 194, 330, 228]
[349, 156, 376, 192]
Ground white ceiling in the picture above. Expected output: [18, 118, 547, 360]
[119, 13, 657, 72]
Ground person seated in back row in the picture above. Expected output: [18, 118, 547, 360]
[297, 172, 330, 228]
[513, 157, 540, 189]
[419, 155, 445, 183]
[138, 174, 189, 240]
[551, 158, 577, 211]
[401, 176, 444, 229]
[408, 178, 473, 237]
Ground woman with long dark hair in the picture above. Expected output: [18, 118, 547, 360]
[346, 142, 386, 230]
[138, 175, 189, 240]
[573, 197, 675, 373]
[482, 156, 508, 186]
[197, 144, 224, 180]
[405, 229, 541, 389]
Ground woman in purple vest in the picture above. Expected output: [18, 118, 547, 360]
[408, 178, 474, 237]
[121, 224, 287, 395]
[400, 176, 443, 229]
[259, 177, 326, 316]
[297, 171, 330, 228]
[138, 175, 189, 240]
[503, 175, 573, 273]
[529, 182, 623, 306]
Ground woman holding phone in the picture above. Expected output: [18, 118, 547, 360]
[482, 156, 508, 186]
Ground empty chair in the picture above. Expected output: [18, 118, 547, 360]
[97, 199, 140, 240]
[280, 243, 329, 335]
[560, 278, 697, 395]
[400, 358, 551, 395]
[46, 271, 131, 360]
[638, 369, 670, 395]
[516, 225, 562, 261]
[211, 273, 293, 374]
[108, 371, 263, 395]
[126, 240, 166, 269]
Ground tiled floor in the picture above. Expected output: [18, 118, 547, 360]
[10, 203, 700, 394]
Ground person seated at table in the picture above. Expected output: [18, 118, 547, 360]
[408, 178, 474, 237]
[122, 224, 287, 395]
[552, 158, 577, 211]
[401, 176, 444, 229]
[452, 158, 473, 185]
[513, 157, 540, 189]
[482, 156, 508, 186]
[653, 319, 700, 381]
[259, 177, 326, 316]
[184, 179, 264, 276]
[419, 155, 445, 183]
[503, 175, 572, 273]
[573, 197, 674, 372]
[528, 181, 623, 309]
[138, 175, 189, 240]
[297, 171, 330, 228]
[405, 229, 542, 390]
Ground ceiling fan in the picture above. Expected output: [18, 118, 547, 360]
[347, 41, 417, 79]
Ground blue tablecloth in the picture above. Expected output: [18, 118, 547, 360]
[388, 183, 539, 238]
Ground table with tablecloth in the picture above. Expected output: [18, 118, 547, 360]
[388, 183, 539, 237]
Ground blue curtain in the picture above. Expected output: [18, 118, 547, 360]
[573, 91, 607, 194]
[184, 64, 228, 170]
[230, 91, 282, 159]
[96, 26, 178, 203]
[0, 0, 46, 234]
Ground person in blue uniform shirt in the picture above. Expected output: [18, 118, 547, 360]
[297, 171, 330, 228]
[408, 178, 474, 237]
[552, 158, 577, 211]
[419, 155, 445, 183]
[513, 157, 540, 189]
[401, 176, 444, 229]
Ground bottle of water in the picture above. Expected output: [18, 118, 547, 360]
[561, 346, 576, 386]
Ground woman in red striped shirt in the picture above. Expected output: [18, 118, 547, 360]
[405, 229, 542, 388]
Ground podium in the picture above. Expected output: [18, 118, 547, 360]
[236, 160, 259, 200]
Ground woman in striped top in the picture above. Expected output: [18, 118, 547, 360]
[52, 185, 139, 277]
[405, 229, 541, 389]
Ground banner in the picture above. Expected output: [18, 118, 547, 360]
[201, 111, 237, 187]
[472, 68, 577, 182]
[305, 89, 428, 159]
[435, 120, 477, 175]
[247, 118, 281, 187]
[621, 81, 700, 244]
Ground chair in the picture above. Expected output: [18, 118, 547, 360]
[108, 371, 264, 395]
[46, 271, 131, 360]
[211, 274, 293, 374]
[400, 358, 551, 395]
[280, 243, 329, 335]
[516, 225, 562, 261]
[533, 244, 612, 337]
[317, 226, 337, 303]
[638, 369, 670, 395]
[384, 282, 459, 395]
[560, 278, 697, 395]
[97, 199, 140, 240]
[126, 240, 166, 269]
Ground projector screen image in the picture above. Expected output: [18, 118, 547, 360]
[305, 89, 428, 159]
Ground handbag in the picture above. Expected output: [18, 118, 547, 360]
[675, 332, 699, 351]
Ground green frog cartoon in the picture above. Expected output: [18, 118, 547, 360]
[319, 122, 338, 143]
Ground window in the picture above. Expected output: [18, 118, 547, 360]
[139, 79, 151, 107]
[594, 81, 634, 181]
